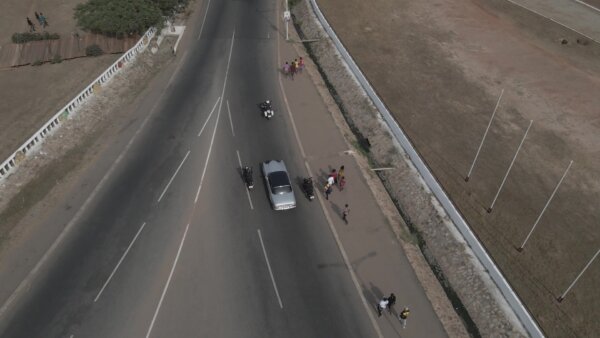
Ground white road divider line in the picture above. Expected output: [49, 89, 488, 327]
[257, 229, 283, 309]
[157, 150, 191, 202]
[198, 97, 221, 137]
[94, 222, 147, 302]
[236, 150, 254, 210]
[227, 100, 235, 136]
[194, 30, 235, 204]
[197, 0, 213, 40]
[146, 223, 190, 338]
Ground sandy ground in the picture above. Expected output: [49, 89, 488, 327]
[296, 0, 600, 336]
[0, 0, 120, 161]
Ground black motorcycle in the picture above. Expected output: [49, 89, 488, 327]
[302, 177, 315, 200]
[243, 166, 254, 189]
[259, 100, 274, 119]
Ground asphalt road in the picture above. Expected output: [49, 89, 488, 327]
[0, 0, 376, 337]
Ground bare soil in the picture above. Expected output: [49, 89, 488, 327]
[0, 0, 120, 161]
[296, 0, 600, 336]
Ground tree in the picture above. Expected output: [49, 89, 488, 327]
[74, 0, 163, 37]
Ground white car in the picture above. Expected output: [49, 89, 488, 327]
[262, 160, 297, 210]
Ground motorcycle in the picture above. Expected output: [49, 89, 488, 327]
[302, 177, 315, 200]
[243, 166, 254, 189]
[259, 100, 274, 119]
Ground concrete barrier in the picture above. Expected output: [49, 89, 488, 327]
[0, 27, 157, 181]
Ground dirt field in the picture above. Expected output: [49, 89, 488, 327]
[0, 0, 120, 161]
[310, 0, 600, 336]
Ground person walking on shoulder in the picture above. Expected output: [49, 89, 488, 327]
[342, 204, 350, 224]
[283, 61, 290, 77]
[387, 293, 396, 313]
[26, 17, 35, 32]
[298, 57, 305, 72]
[399, 307, 410, 328]
[376, 297, 389, 317]
[324, 183, 333, 200]
[338, 165, 345, 190]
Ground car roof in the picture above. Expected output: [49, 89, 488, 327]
[263, 160, 287, 173]
[268, 171, 290, 187]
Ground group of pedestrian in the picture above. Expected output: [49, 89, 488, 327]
[376, 293, 410, 328]
[26, 12, 49, 32]
[323, 165, 345, 200]
[282, 57, 305, 79]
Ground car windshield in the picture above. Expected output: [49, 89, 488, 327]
[268, 171, 292, 194]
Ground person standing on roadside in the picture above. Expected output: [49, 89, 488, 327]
[376, 297, 389, 317]
[327, 174, 335, 187]
[399, 307, 410, 328]
[387, 293, 396, 313]
[324, 183, 333, 200]
[338, 165, 345, 180]
[290, 61, 296, 80]
[26, 17, 35, 32]
[329, 168, 338, 184]
[39, 13, 48, 28]
[283, 61, 290, 77]
[342, 204, 350, 224]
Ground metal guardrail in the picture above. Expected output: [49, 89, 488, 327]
[307, 0, 544, 337]
[0, 27, 157, 181]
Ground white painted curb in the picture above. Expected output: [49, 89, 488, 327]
[306, 0, 544, 336]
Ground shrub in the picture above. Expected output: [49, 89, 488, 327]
[32, 60, 44, 66]
[11, 32, 60, 44]
[85, 44, 104, 57]
[51, 54, 63, 64]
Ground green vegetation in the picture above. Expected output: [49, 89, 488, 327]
[85, 44, 104, 57]
[51, 54, 63, 64]
[74, 0, 189, 37]
[12, 32, 60, 44]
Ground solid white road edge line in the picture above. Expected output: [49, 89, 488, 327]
[145, 223, 190, 338]
[236, 150, 254, 210]
[194, 30, 235, 204]
[0, 86, 169, 321]
[157, 150, 191, 202]
[167, 50, 189, 87]
[257, 229, 283, 309]
[227, 100, 235, 136]
[197, 97, 221, 137]
[94, 222, 147, 302]
[273, 3, 383, 334]
[197, 0, 213, 40]
[304, 161, 384, 338]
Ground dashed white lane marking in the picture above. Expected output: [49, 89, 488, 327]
[145, 223, 190, 338]
[197, 0, 213, 40]
[236, 150, 254, 210]
[194, 30, 236, 204]
[158, 150, 191, 202]
[0, 85, 169, 322]
[227, 100, 235, 137]
[257, 229, 283, 309]
[197, 97, 221, 137]
[94, 222, 147, 302]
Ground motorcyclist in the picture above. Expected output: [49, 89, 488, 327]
[260, 100, 272, 111]
[243, 166, 254, 188]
